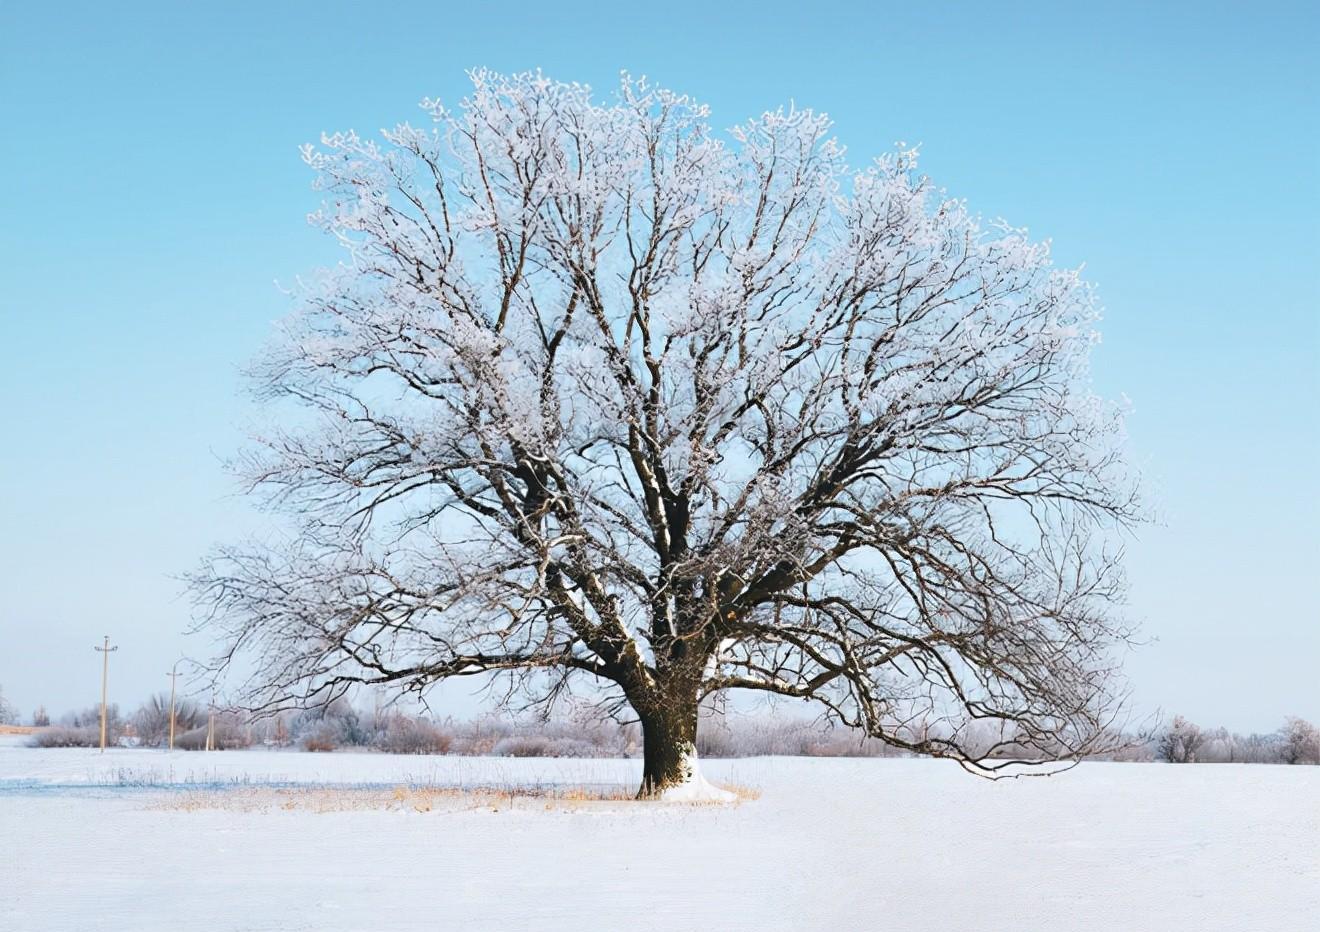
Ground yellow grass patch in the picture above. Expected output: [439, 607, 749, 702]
[149, 781, 758, 813]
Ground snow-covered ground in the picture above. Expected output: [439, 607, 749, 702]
[2, 742, 1316, 931]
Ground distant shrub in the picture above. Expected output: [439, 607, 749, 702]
[32, 706, 50, 727]
[696, 713, 903, 759]
[1280, 717, 1320, 765]
[446, 711, 637, 758]
[30, 726, 103, 748]
[300, 720, 341, 752]
[293, 699, 368, 747]
[175, 728, 207, 751]
[491, 735, 606, 758]
[32, 705, 125, 747]
[373, 715, 452, 755]
[491, 735, 554, 757]
[174, 714, 251, 751]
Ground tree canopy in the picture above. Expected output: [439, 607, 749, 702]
[192, 70, 1140, 797]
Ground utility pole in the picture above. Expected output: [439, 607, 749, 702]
[94, 635, 118, 753]
[166, 659, 184, 752]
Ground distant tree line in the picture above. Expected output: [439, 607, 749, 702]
[9, 686, 1317, 765]
[1152, 715, 1319, 765]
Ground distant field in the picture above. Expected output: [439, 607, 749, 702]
[0, 724, 39, 735]
[1, 746, 1316, 931]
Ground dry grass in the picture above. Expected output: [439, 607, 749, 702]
[714, 782, 761, 802]
[0, 724, 40, 735]
[149, 781, 758, 813]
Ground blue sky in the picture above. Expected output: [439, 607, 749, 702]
[1, 0, 1316, 730]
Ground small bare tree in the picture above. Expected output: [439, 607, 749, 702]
[1280, 717, 1320, 765]
[191, 71, 1140, 798]
[132, 693, 202, 747]
[1157, 716, 1206, 764]
[0, 685, 16, 725]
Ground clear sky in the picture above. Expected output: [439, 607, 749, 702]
[1, 0, 1316, 731]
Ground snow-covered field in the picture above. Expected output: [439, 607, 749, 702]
[2, 739, 1316, 931]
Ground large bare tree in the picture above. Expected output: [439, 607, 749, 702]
[192, 70, 1140, 798]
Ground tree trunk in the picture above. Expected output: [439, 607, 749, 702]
[637, 698, 700, 799]
[634, 690, 735, 801]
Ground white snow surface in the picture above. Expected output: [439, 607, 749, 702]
[2, 745, 1317, 931]
[655, 766, 737, 803]
[655, 747, 738, 802]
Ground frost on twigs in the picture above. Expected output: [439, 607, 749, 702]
[190, 69, 1143, 798]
